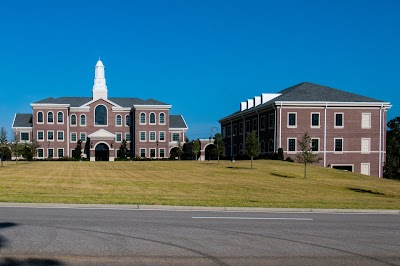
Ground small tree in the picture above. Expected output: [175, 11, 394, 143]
[0, 127, 7, 167]
[214, 133, 224, 164]
[384, 117, 400, 180]
[277, 148, 284, 161]
[245, 131, 260, 169]
[192, 139, 201, 161]
[296, 131, 321, 178]
[11, 132, 20, 163]
[73, 140, 83, 160]
[176, 138, 183, 160]
[118, 139, 128, 159]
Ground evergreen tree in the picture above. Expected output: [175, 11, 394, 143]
[0, 127, 7, 166]
[119, 139, 128, 159]
[296, 132, 321, 178]
[73, 140, 83, 160]
[384, 117, 400, 180]
[245, 131, 260, 168]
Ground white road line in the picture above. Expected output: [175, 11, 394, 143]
[192, 217, 313, 220]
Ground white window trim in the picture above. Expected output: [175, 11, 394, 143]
[149, 131, 156, 142]
[80, 114, 87, 127]
[125, 132, 131, 142]
[47, 130, 54, 142]
[311, 138, 320, 153]
[115, 114, 122, 127]
[140, 148, 146, 158]
[361, 138, 371, 154]
[140, 112, 146, 125]
[149, 112, 156, 125]
[57, 130, 64, 142]
[287, 137, 297, 154]
[70, 132, 77, 143]
[47, 148, 54, 158]
[37, 148, 44, 158]
[70, 114, 77, 126]
[140, 131, 146, 142]
[334, 138, 344, 154]
[361, 113, 372, 129]
[310, 112, 320, 128]
[125, 114, 130, 127]
[80, 132, 87, 142]
[361, 163, 370, 175]
[57, 148, 64, 158]
[37, 111, 44, 124]
[37, 130, 44, 142]
[47, 111, 54, 124]
[159, 131, 166, 142]
[159, 148, 165, 158]
[171, 132, 180, 142]
[57, 111, 64, 124]
[149, 148, 156, 158]
[94, 104, 108, 127]
[287, 112, 297, 128]
[334, 112, 344, 128]
[115, 132, 123, 143]
[159, 112, 166, 125]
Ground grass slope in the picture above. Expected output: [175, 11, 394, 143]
[0, 160, 399, 209]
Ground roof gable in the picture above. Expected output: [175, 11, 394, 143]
[13, 114, 33, 128]
[169, 115, 188, 129]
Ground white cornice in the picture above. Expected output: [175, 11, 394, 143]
[70, 107, 90, 112]
[169, 128, 188, 131]
[81, 98, 123, 108]
[133, 105, 172, 110]
[30, 103, 70, 108]
[275, 101, 392, 108]
[112, 107, 131, 112]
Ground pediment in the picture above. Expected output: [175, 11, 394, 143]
[88, 129, 116, 140]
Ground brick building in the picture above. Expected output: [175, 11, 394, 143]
[12, 59, 188, 161]
[219, 82, 391, 177]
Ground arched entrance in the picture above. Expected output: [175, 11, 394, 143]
[95, 143, 109, 161]
[205, 144, 217, 160]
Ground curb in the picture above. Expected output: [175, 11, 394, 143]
[0, 202, 399, 214]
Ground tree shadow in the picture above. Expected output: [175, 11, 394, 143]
[0, 222, 65, 266]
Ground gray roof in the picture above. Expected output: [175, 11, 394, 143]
[220, 82, 387, 121]
[13, 114, 33, 128]
[34, 97, 168, 107]
[169, 115, 188, 129]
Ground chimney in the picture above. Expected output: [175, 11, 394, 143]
[240, 102, 247, 111]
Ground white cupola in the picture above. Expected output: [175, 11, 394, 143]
[92, 58, 108, 100]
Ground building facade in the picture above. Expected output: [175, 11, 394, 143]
[12, 59, 188, 161]
[219, 82, 391, 177]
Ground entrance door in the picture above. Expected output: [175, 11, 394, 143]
[95, 143, 109, 161]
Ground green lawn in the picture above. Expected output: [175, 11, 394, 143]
[0, 160, 399, 209]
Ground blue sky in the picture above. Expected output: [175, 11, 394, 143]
[1, 0, 399, 140]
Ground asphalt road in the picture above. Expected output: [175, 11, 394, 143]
[0, 206, 399, 266]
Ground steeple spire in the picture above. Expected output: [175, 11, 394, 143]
[92, 58, 108, 100]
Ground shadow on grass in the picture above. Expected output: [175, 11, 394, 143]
[271, 173, 297, 178]
[0, 222, 65, 266]
[226, 166, 252, 170]
[347, 187, 385, 196]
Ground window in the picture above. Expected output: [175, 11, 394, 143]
[268, 114, 274, 129]
[140, 131, 146, 141]
[362, 113, 371, 128]
[159, 113, 165, 124]
[261, 140, 265, 153]
[239, 122, 243, 135]
[149, 113, 156, 124]
[37, 149, 44, 158]
[361, 138, 370, 154]
[48, 148, 54, 158]
[150, 148, 156, 158]
[71, 133, 77, 142]
[57, 131, 64, 141]
[260, 116, 265, 131]
[311, 113, 320, 127]
[140, 148, 146, 157]
[288, 138, 296, 152]
[172, 133, 180, 142]
[288, 113, 297, 127]
[246, 120, 251, 132]
[71, 114, 77, 126]
[116, 115, 122, 126]
[335, 113, 343, 128]
[95, 105, 107, 125]
[233, 124, 237, 135]
[125, 133, 131, 141]
[37, 131, 44, 141]
[222, 127, 226, 138]
[334, 138, 343, 152]
[311, 138, 319, 152]
[253, 118, 257, 131]
[47, 131, 54, 141]
[159, 131, 165, 141]
[80, 132, 86, 142]
[149, 131, 156, 141]
[80, 115, 86, 126]
[20, 132, 29, 141]
[116, 133, 122, 142]
[140, 113, 146, 124]
[48, 112, 54, 123]
[125, 115, 130, 126]
[239, 143, 243, 155]
[58, 149, 64, 158]
[37, 112, 43, 123]
[361, 163, 370, 175]
[227, 125, 231, 137]
[159, 148, 165, 158]
[57, 112, 63, 123]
